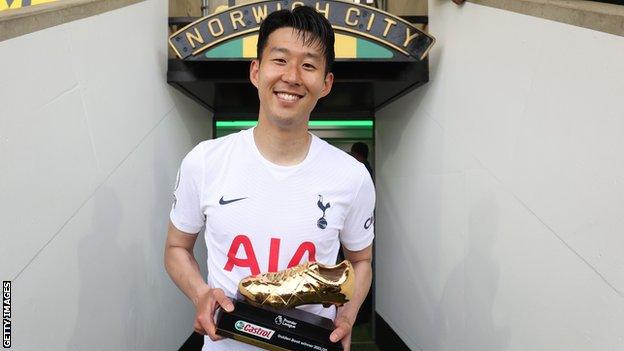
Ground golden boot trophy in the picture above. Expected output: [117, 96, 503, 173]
[216, 260, 354, 351]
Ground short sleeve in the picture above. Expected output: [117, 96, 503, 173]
[340, 170, 376, 251]
[169, 144, 206, 234]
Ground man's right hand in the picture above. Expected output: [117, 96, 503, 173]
[193, 287, 235, 341]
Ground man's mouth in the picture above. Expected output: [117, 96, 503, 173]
[274, 91, 304, 102]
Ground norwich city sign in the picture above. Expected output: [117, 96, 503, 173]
[169, 0, 435, 62]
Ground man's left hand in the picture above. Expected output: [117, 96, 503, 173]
[330, 307, 356, 351]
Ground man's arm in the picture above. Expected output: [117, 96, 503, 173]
[330, 244, 373, 351]
[164, 220, 233, 340]
[164, 220, 208, 306]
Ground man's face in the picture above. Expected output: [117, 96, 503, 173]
[250, 27, 334, 129]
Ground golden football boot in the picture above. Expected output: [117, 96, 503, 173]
[238, 260, 355, 309]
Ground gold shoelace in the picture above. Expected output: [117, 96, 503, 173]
[264, 263, 309, 283]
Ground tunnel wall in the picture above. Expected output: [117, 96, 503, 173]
[375, 1, 624, 350]
[0, 0, 212, 349]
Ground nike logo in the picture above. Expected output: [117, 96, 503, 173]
[219, 196, 247, 205]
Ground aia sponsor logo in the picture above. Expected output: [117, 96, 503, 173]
[235, 320, 275, 340]
[224, 235, 316, 275]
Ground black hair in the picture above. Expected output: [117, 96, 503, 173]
[257, 6, 335, 74]
[351, 142, 369, 159]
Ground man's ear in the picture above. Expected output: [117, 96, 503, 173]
[250, 59, 260, 88]
[320, 72, 334, 98]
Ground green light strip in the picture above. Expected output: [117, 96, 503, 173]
[309, 120, 373, 127]
[217, 121, 257, 127]
[216, 120, 373, 128]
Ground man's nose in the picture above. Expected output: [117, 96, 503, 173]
[282, 63, 302, 85]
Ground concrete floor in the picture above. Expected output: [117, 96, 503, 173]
[351, 321, 379, 351]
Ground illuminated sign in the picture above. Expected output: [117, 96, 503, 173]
[169, 0, 435, 61]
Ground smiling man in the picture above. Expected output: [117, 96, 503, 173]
[164, 6, 375, 351]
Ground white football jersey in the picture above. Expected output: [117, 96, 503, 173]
[170, 127, 375, 351]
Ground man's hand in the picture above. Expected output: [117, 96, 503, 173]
[330, 305, 357, 351]
[329, 245, 373, 351]
[193, 287, 235, 341]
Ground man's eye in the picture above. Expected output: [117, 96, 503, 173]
[273, 59, 286, 64]
[303, 63, 316, 70]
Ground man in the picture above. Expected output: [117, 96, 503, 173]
[350, 142, 374, 180]
[164, 7, 375, 351]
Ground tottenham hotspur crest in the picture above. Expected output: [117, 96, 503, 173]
[317, 195, 331, 229]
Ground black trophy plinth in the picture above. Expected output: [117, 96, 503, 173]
[216, 298, 342, 351]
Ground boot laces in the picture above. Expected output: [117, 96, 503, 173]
[265, 263, 309, 283]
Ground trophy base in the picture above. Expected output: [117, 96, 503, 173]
[216, 298, 343, 351]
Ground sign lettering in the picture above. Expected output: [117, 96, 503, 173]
[169, 0, 435, 61]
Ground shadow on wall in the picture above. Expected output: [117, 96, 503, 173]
[377, 57, 510, 347]
[67, 184, 149, 350]
[379, 180, 511, 350]
[375, 45, 446, 348]
[151, 91, 210, 348]
[434, 193, 511, 350]
[375, 128, 438, 351]
[66, 89, 211, 350]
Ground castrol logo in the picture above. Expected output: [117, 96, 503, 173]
[235, 320, 275, 340]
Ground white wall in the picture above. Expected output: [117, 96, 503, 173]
[375, 2, 624, 350]
[0, 0, 212, 349]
